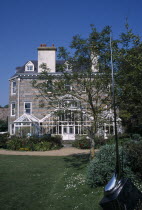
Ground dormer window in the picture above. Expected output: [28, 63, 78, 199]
[27, 65, 33, 71]
[25, 61, 34, 71]
[65, 61, 72, 71]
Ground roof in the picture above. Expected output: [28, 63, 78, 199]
[14, 113, 39, 123]
[10, 59, 98, 80]
[16, 60, 38, 73]
[16, 60, 64, 73]
[10, 60, 65, 79]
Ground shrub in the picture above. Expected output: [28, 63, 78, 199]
[118, 133, 131, 139]
[26, 135, 62, 151]
[7, 136, 35, 151]
[125, 140, 142, 177]
[49, 135, 62, 147]
[33, 142, 52, 151]
[19, 148, 29, 151]
[72, 135, 107, 149]
[131, 134, 142, 141]
[72, 136, 90, 149]
[0, 119, 8, 132]
[119, 138, 131, 145]
[79, 137, 90, 149]
[29, 135, 62, 146]
[28, 136, 42, 144]
[5, 134, 63, 151]
[107, 136, 131, 146]
[106, 136, 115, 145]
[86, 144, 135, 187]
[0, 133, 9, 148]
[94, 136, 106, 148]
[72, 139, 80, 148]
[7, 136, 23, 150]
[38, 134, 51, 142]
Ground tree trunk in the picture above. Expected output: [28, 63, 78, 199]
[90, 137, 95, 159]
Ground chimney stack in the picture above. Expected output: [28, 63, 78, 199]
[37, 44, 57, 73]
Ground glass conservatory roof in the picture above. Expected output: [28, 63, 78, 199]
[14, 113, 39, 123]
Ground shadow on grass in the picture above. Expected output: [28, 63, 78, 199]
[63, 153, 90, 170]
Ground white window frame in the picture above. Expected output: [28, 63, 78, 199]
[27, 65, 33, 71]
[11, 81, 16, 94]
[10, 124, 15, 135]
[11, 102, 16, 116]
[24, 102, 32, 114]
[64, 61, 72, 71]
[25, 61, 34, 71]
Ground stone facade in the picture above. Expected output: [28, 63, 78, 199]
[9, 76, 50, 134]
[9, 44, 122, 139]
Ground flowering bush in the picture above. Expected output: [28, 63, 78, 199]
[72, 136, 90, 149]
[19, 148, 29, 151]
[86, 144, 135, 187]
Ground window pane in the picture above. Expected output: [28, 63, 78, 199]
[63, 127, 67, 133]
[69, 127, 74, 134]
[12, 81, 16, 94]
[11, 103, 15, 115]
[26, 109, 31, 114]
[110, 126, 113, 134]
[25, 103, 31, 114]
[27, 65, 33, 70]
[25, 103, 30, 108]
[12, 103, 15, 109]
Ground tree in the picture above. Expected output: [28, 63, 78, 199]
[116, 23, 142, 134]
[0, 119, 8, 132]
[4, 104, 9, 108]
[0, 105, 9, 108]
[33, 25, 114, 159]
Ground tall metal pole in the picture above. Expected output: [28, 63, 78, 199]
[110, 34, 121, 179]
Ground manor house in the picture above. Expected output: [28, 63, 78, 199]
[9, 44, 122, 140]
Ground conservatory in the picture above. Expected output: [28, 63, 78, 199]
[14, 113, 40, 137]
[13, 95, 122, 139]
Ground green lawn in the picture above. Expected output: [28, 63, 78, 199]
[0, 154, 103, 210]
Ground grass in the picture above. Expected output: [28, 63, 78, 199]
[0, 154, 103, 210]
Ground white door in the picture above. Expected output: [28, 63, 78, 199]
[62, 125, 75, 140]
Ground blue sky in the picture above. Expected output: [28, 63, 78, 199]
[0, 0, 142, 106]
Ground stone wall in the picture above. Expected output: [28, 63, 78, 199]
[9, 78, 50, 125]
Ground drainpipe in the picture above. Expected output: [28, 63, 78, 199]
[17, 78, 20, 118]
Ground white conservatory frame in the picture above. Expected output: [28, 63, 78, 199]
[14, 113, 39, 136]
[12, 96, 122, 139]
